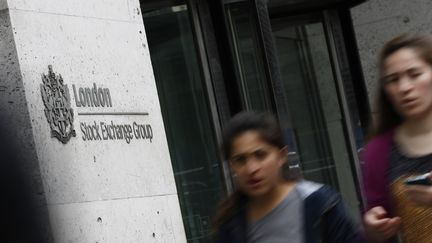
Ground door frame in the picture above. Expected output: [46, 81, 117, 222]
[216, 0, 369, 210]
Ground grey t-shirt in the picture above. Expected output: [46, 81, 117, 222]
[247, 185, 304, 243]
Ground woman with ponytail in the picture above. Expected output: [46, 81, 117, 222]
[213, 111, 364, 243]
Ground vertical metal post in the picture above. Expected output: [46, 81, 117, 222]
[250, 0, 286, 116]
[323, 10, 365, 210]
[186, 0, 234, 193]
[250, 0, 300, 174]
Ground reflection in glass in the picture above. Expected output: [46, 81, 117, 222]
[226, 2, 272, 111]
[144, 5, 224, 243]
[225, 3, 360, 217]
[271, 18, 359, 216]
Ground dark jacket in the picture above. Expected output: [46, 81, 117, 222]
[216, 180, 365, 243]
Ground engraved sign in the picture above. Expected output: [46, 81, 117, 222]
[40, 65, 76, 144]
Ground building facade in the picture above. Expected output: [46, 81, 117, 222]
[142, 0, 369, 241]
[0, 0, 186, 242]
[1, 0, 428, 242]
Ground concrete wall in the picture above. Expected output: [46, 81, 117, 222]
[0, 0, 53, 240]
[351, 0, 432, 110]
[0, 0, 186, 242]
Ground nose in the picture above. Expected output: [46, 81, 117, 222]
[398, 76, 413, 93]
[244, 157, 260, 175]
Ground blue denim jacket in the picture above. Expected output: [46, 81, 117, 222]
[215, 181, 365, 243]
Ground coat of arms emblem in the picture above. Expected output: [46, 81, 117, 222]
[40, 65, 76, 144]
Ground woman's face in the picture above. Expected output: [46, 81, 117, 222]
[383, 48, 432, 120]
[229, 131, 286, 198]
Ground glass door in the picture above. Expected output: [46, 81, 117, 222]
[225, 2, 272, 111]
[142, 2, 225, 242]
[271, 16, 359, 215]
[224, 1, 362, 218]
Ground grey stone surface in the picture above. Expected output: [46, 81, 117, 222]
[0, 0, 7, 10]
[49, 194, 185, 243]
[0, 7, 53, 242]
[351, 0, 432, 111]
[1, 0, 186, 241]
[6, 0, 142, 23]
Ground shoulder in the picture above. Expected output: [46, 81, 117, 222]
[296, 180, 324, 199]
[363, 129, 395, 164]
[362, 129, 395, 180]
[362, 129, 395, 178]
[296, 180, 338, 207]
[299, 182, 365, 242]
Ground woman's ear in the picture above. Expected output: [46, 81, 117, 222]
[279, 146, 289, 165]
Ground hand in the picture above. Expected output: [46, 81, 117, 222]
[363, 206, 401, 242]
[405, 184, 432, 207]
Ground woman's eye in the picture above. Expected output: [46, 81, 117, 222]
[254, 150, 267, 160]
[384, 76, 398, 84]
[410, 72, 422, 78]
[230, 156, 246, 166]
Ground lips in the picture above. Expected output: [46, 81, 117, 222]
[248, 178, 263, 188]
[401, 97, 417, 107]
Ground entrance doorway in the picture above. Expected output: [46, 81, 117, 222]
[141, 0, 368, 242]
[142, 2, 226, 242]
[224, 0, 365, 218]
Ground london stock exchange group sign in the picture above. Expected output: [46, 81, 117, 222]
[40, 65, 154, 145]
[40, 65, 76, 144]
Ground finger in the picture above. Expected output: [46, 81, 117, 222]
[387, 217, 401, 228]
[377, 221, 397, 233]
[364, 207, 391, 230]
[373, 217, 400, 233]
[377, 217, 402, 233]
[370, 206, 387, 219]
[379, 226, 400, 238]
[371, 218, 394, 231]
[390, 217, 401, 223]
[364, 213, 389, 226]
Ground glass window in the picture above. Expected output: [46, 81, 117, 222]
[143, 3, 225, 242]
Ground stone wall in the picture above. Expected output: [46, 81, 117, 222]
[351, 0, 432, 110]
[0, 0, 186, 242]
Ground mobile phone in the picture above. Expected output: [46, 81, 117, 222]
[404, 173, 432, 186]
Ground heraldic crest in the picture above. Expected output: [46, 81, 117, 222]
[40, 65, 76, 144]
